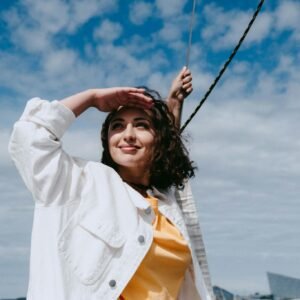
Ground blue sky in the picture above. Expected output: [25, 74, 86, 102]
[1, 0, 300, 297]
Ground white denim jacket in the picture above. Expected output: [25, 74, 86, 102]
[9, 98, 213, 300]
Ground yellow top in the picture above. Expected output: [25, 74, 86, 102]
[120, 195, 192, 300]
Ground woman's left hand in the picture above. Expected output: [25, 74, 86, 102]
[167, 66, 193, 128]
[168, 66, 193, 103]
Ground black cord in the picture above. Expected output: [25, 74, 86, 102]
[180, 0, 265, 133]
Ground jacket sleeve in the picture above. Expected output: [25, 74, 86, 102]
[8, 97, 84, 206]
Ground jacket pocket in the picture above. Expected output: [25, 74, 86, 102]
[58, 211, 125, 285]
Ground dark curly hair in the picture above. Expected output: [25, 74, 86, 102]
[100, 87, 196, 190]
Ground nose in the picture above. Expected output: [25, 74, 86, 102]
[123, 124, 136, 142]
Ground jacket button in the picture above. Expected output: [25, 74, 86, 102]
[109, 279, 116, 288]
[144, 207, 152, 215]
[138, 235, 145, 244]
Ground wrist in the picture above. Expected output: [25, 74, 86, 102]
[168, 97, 182, 110]
[60, 89, 97, 117]
[87, 89, 98, 108]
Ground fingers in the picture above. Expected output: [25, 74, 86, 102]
[128, 90, 153, 106]
[182, 71, 192, 82]
[123, 88, 153, 102]
[180, 66, 191, 76]
[179, 67, 192, 87]
[185, 87, 193, 94]
[131, 91, 153, 104]
[183, 81, 192, 90]
[127, 93, 154, 108]
[177, 66, 187, 79]
[183, 73, 192, 81]
[181, 67, 193, 95]
[117, 88, 154, 109]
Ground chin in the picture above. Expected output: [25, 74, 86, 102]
[116, 160, 149, 171]
[119, 161, 143, 169]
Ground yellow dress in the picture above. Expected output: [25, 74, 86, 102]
[120, 195, 192, 300]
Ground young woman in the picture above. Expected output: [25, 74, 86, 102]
[9, 68, 213, 300]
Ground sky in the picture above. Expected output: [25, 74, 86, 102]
[0, 0, 300, 297]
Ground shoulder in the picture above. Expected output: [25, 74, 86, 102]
[79, 160, 123, 187]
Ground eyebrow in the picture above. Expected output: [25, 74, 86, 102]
[110, 117, 151, 123]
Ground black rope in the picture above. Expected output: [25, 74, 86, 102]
[180, 0, 265, 133]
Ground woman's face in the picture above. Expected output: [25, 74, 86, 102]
[107, 107, 156, 177]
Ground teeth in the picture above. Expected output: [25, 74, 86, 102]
[120, 146, 138, 150]
[121, 145, 139, 148]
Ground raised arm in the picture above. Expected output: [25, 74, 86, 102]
[9, 88, 153, 205]
[60, 87, 153, 116]
[167, 67, 193, 128]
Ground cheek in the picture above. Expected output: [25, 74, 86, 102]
[149, 134, 159, 160]
[107, 134, 117, 155]
[144, 135, 157, 157]
[148, 139, 156, 152]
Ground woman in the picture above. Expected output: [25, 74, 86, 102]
[9, 67, 213, 300]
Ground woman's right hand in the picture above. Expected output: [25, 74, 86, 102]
[60, 87, 153, 117]
[91, 87, 154, 112]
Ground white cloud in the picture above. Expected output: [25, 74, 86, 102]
[3, 0, 119, 54]
[0, 0, 189, 99]
[152, 11, 190, 54]
[23, 0, 69, 34]
[0, 49, 95, 100]
[202, 5, 247, 50]
[274, 0, 300, 32]
[129, 1, 153, 25]
[0, 168, 33, 298]
[146, 71, 169, 95]
[201, 4, 273, 51]
[96, 44, 154, 84]
[62, 127, 103, 162]
[201, 4, 231, 39]
[274, 0, 300, 41]
[155, 0, 187, 18]
[21, 0, 118, 34]
[94, 20, 123, 42]
[158, 21, 183, 42]
[43, 49, 78, 75]
[245, 12, 273, 44]
[2, 7, 53, 54]
[15, 26, 52, 53]
[67, 0, 118, 32]
[201, 1, 300, 51]
[0, 129, 12, 167]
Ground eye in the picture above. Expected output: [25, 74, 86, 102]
[111, 122, 124, 130]
[135, 122, 150, 129]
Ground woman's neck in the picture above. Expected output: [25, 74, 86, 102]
[127, 182, 150, 197]
[118, 166, 150, 187]
[118, 167, 150, 196]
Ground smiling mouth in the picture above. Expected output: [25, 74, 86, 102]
[119, 145, 141, 151]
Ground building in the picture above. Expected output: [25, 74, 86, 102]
[1, 298, 26, 300]
[213, 286, 235, 300]
[267, 272, 300, 299]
